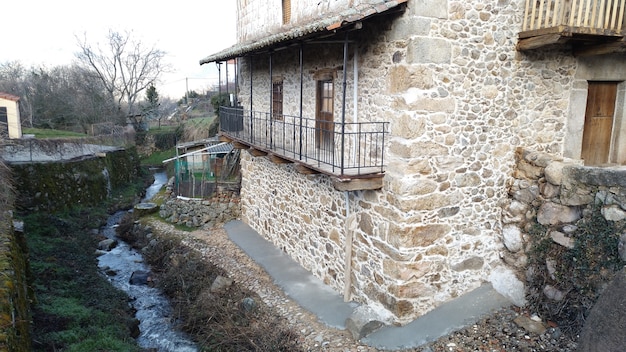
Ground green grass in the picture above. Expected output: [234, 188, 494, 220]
[22, 197, 145, 351]
[22, 128, 88, 139]
[185, 116, 214, 127]
[147, 125, 178, 133]
[140, 147, 177, 166]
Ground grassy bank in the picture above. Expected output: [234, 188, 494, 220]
[25, 210, 140, 352]
[23, 176, 150, 351]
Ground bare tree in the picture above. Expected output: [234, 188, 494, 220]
[75, 30, 169, 128]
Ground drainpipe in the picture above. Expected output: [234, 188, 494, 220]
[343, 191, 353, 302]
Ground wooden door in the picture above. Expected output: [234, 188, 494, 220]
[581, 82, 618, 166]
[272, 80, 283, 120]
[316, 79, 334, 150]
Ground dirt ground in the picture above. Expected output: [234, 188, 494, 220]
[143, 219, 578, 351]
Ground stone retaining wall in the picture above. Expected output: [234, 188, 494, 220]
[502, 147, 626, 289]
[11, 148, 140, 212]
[158, 178, 240, 228]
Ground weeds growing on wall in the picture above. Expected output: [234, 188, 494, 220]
[526, 204, 625, 336]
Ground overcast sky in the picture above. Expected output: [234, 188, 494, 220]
[2, 1, 237, 99]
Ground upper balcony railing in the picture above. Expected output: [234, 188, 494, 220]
[219, 106, 388, 178]
[521, 0, 626, 36]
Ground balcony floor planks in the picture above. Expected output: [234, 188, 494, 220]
[518, 25, 625, 51]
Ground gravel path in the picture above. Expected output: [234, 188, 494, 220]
[151, 221, 579, 351]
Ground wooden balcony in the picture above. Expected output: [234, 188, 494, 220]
[518, 0, 626, 52]
[218, 107, 388, 191]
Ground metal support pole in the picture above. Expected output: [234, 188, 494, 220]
[217, 62, 222, 117]
[217, 62, 222, 97]
[269, 51, 274, 149]
[234, 58, 238, 106]
[340, 33, 349, 174]
[226, 60, 230, 105]
[299, 43, 304, 160]
[250, 56, 254, 142]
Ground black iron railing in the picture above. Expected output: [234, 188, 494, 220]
[219, 106, 388, 177]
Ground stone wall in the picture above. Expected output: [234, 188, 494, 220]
[232, 0, 626, 325]
[11, 149, 139, 212]
[502, 147, 626, 282]
[0, 221, 32, 351]
[159, 178, 240, 228]
[0, 157, 32, 351]
[237, 0, 374, 43]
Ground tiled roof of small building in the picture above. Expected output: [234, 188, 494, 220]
[200, 0, 407, 65]
[0, 92, 20, 102]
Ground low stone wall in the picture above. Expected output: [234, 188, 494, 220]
[502, 147, 626, 295]
[158, 178, 240, 228]
[10, 148, 140, 212]
[0, 221, 33, 351]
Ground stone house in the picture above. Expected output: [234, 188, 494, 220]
[200, 0, 626, 325]
[0, 92, 23, 139]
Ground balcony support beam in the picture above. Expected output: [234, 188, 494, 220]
[269, 153, 292, 164]
[574, 39, 626, 56]
[232, 141, 250, 149]
[248, 148, 267, 157]
[219, 135, 233, 143]
[517, 33, 565, 50]
[295, 164, 319, 175]
[332, 176, 384, 191]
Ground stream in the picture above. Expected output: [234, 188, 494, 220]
[97, 169, 198, 352]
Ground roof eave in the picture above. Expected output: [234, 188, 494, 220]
[199, 0, 407, 65]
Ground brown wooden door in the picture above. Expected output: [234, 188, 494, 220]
[272, 81, 283, 120]
[581, 82, 618, 166]
[316, 79, 334, 150]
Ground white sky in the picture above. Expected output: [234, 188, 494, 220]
[1, 1, 237, 99]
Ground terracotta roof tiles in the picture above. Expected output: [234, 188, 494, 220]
[0, 92, 20, 102]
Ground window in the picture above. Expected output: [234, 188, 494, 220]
[272, 80, 283, 120]
[0, 107, 7, 137]
[282, 0, 291, 24]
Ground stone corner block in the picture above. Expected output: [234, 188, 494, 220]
[345, 304, 394, 340]
[488, 266, 527, 307]
[410, 0, 448, 19]
[407, 37, 451, 64]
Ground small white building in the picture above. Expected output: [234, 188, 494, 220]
[0, 92, 22, 139]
